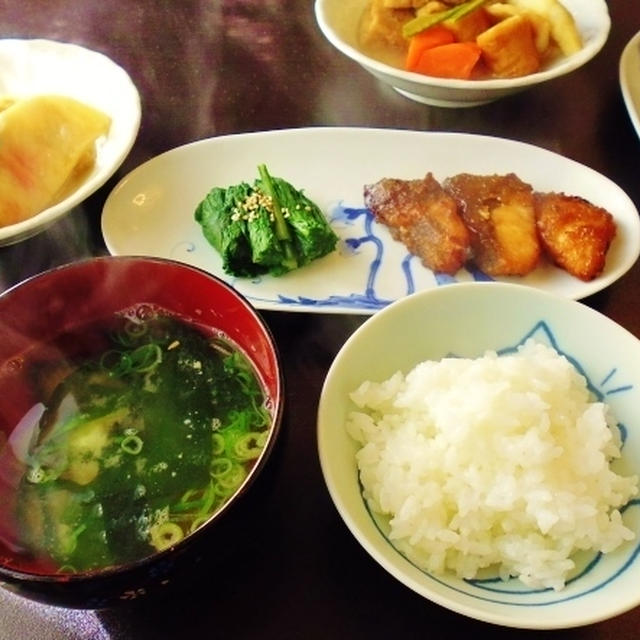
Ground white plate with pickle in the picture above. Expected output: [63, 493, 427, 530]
[101, 127, 640, 314]
[0, 39, 141, 246]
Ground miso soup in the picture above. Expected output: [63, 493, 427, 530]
[0, 306, 272, 574]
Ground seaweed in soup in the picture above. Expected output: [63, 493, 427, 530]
[14, 312, 270, 572]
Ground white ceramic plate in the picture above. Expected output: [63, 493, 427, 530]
[620, 31, 640, 140]
[0, 39, 141, 246]
[102, 127, 640, 314]
[315, 0, 610, 107]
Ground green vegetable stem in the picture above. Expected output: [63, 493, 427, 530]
[402, 0, 488, 39]
[257, 163, 298, 272]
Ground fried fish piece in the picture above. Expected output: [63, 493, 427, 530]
[443, 173, 541, 276]
[535, 192, 616, 281]
[364, 173, 471, 275]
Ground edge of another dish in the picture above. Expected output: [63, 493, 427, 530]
[620, 30, 640, 140]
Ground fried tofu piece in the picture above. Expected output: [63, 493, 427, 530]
[535, 192, 616, 281]
[508, 0, 582, 55]
[477, 14, 540, 78]
[443, 173, 541, 276]
[485, 3, 552, 56]
[359, 0, 413, 50]
[364, 173, 471, 275]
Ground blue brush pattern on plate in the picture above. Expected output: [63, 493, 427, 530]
[239, 205, 494, 311]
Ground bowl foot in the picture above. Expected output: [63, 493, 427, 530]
[393, 86, 495, 108]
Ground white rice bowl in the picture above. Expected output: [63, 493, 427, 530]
[317, 282, 640, 628]
[346, 340, 637, 592]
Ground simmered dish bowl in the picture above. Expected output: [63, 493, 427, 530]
[314, 0, 610, 107]
[317, 282, 640, 628]
[0, 257, 283, 608]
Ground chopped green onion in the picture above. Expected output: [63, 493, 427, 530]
[211, 432, 225, 455]
[26, 466, 47, 484]
[233, 432, 264, 460]
[189, 515, 209, 533]
[197, 480, 216, 516]
[210, 457, 233, 478]
[217, 463, 246, 490]
[225, 409, 252, 432]
[99, 343, 162, 377]
[121, 434, 143, 455]
[212, 483, 232, 498]
[57, 565, 78, 573]
[172, 499, 203, 513]
[58, 523, 87, 556]
[129, 343, 162, 372]
[253, 405, 271, 430]
[179, 488, 199, 504]
[149, 522, 184, 551]
[173, 481, 217, 515]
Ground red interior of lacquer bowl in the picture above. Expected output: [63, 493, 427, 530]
[0, 256, 281, 410]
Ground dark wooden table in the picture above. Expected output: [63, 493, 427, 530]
[1, 1, 639, 638]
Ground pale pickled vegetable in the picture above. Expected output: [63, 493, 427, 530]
[0, 94, 111, 227]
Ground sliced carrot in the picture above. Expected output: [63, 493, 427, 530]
[413, 41, 482, 79]
[405, 25, 456, 72]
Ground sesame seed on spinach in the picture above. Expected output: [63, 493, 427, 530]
[194, 164, 338, 277]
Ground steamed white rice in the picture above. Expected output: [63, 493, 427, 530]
[346, 340, 638, 591]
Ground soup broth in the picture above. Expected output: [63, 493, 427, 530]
[0, 307, 271, 574]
